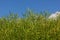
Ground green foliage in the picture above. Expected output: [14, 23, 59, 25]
[0, 11, 60, 40]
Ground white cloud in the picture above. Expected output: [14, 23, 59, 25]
[48, 11, 60, 20]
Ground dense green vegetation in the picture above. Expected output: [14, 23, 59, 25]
[0, 11, 60, 40]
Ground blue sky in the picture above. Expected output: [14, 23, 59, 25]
[0, 0, 60, 17]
